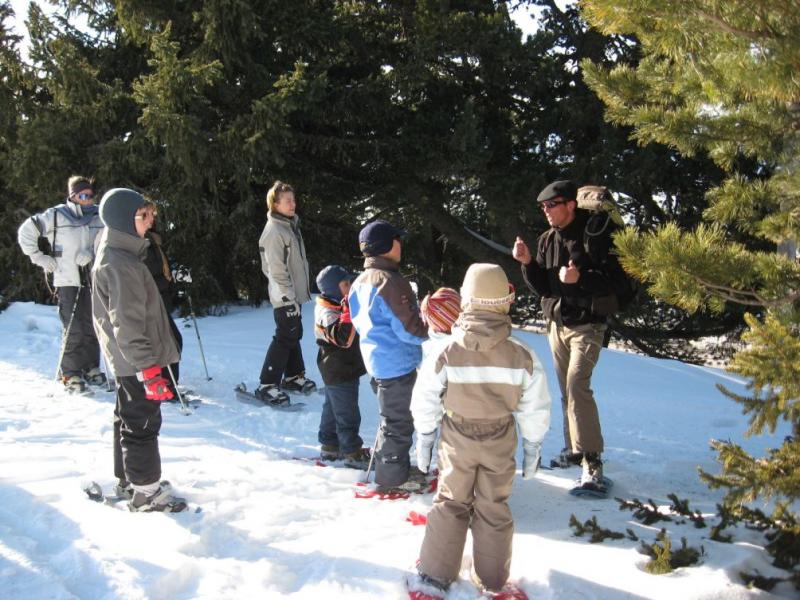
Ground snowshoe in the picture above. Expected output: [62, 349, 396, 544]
[114, 479, 134, 500]
[486, 583, 529, 599]
[293, 447, 372, 471]
[569, 476, 614, 498]
[129, 481, 188, 513]
[320, 444, 340, 461]
[549, 448, 583, 469]
[84, 481, 129, 505]
[569, 453, 611, 498]
[280, 374, 317, 395]
[63, 375, 92, 395]
[354, 468, 438, 500]
[342, 448, 371, 470]
[407, 572, 449, 600]
[234, 383, 305, 411]
[83, 367, 108, 387]
[471, 568, 530, 599]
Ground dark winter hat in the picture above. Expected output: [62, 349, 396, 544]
[99, 188, 146, 236]
[68, 176, 93, 197]
[537, 180, 578, 204]
[316, 265, 356, 302]
[358, 219, 407, 257]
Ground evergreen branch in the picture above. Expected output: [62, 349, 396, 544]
[692, 275, 800, 308]
[569, 514, 626, 543]
[692, 10, 776, 42]
[667, 493, 706, 528]
[617, 497, 673, 525]
[639, 529, 703, 575]
[738, 571, 789, 592]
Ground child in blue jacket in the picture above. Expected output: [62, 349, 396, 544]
[348, 220, 428, 491]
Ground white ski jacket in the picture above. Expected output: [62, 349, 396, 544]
[17, 200, 104, 287]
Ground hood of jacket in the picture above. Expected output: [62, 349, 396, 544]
[454, 310, 512, 352]
[102, 226, 149, 259]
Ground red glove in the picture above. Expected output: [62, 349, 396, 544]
[340, 297, 352, 324]
[139, 366, 174, 401]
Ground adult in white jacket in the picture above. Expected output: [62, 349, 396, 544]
[410, 263, 551, 595]
[17, 175, 106, 393]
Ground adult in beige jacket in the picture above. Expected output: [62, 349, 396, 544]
[255, 180, 315, 405]
[92, 188, 185, 512]
[410, 263, 551, 594]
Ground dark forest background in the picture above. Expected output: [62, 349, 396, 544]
[0, 0, 752, 361]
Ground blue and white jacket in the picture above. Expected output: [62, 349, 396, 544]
[348, 256, 428, 379]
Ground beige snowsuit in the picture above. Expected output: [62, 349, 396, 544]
[410, 310, 550, 591]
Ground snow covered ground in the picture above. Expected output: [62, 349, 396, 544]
[0, 300, 794, 599]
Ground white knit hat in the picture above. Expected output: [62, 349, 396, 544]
[460, 263, 515, 313]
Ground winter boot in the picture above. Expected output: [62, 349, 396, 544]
[342, 448, 371, 469]
[417, 571, 450, 594]
[281, 374, 317, 395]
[129, 482, 188, 513]
[550, 447, 583, 469]
[254, 383, 290, 406]
[84, 367, 108, 387]
[320, 444, 341, 461]
[580, 453, 605, 490]
[63, 375, 87, 394]
[377, 467, 428, 493]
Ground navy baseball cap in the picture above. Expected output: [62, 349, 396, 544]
[358, 219, 407, 256]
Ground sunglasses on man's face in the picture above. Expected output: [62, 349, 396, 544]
[540, 199, 567, 210]
[75, 192, 94, 201]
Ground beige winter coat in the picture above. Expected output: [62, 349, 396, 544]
[92, 228, 180, 377]
[411, 311, 551, 443]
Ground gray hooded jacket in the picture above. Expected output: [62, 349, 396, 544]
[258, 212, 311, 307]
[92, 228, 180, 377]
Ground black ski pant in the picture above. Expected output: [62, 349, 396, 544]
[57, 285, 100, 378]
[372, 370, 417, 487]
[113, 375, 162, 486]
[259, 304, 305, 385]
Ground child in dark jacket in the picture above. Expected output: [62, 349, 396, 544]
[314, 265, 369, 468]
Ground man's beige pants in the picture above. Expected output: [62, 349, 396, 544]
[418, 413, 517, 592]
[548, 321, 606, 454]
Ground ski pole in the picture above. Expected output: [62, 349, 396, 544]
[362, 428, 381, 484]
[99, 349, 114, 392]
[166, 364, 192, 415]
[54, 285, 82, 382]
[186, 293, 211, 381]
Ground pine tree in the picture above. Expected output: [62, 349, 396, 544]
[581, 0, 800, 571]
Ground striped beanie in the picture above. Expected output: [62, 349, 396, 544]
[421, 287, 462, 334]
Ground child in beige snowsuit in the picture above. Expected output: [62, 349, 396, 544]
[410, 263, 551, 594]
